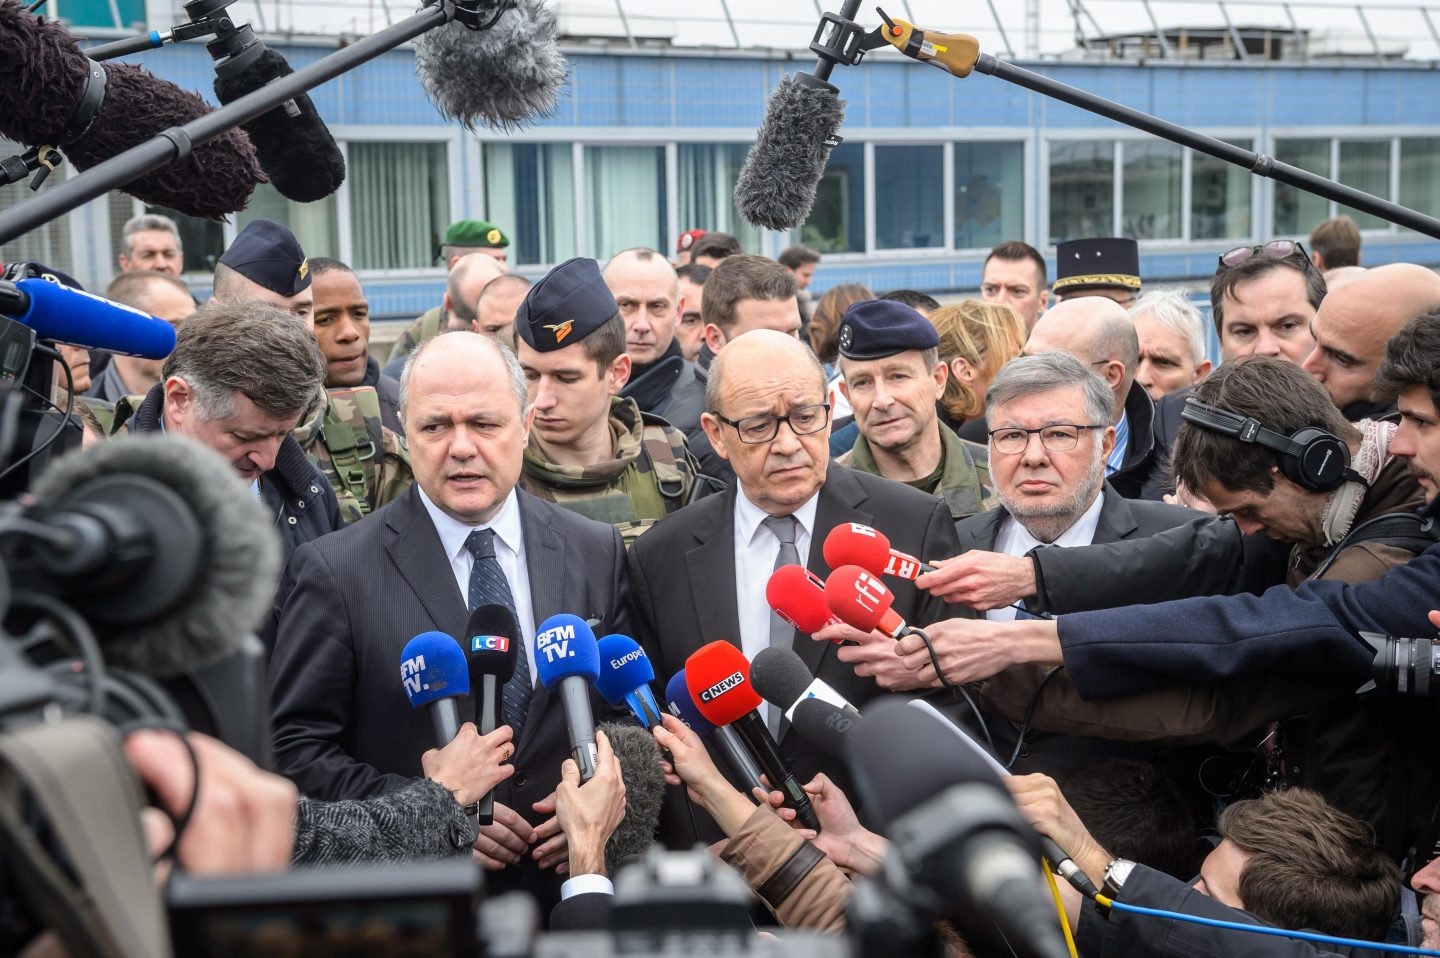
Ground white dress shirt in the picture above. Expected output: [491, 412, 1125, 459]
[417, 486, 538, 688]
[986, 492, 1106, 622]
[733, 490, 820, 724]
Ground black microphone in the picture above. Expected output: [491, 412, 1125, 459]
[0, 0, 263, 218]
[461, 603, 519, 826]
[789, 697, 862, 764]
[599, 722, 664, 872]
[751, 646, 861, 722]
[413, 0, 568, 132]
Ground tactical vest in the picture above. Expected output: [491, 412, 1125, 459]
[295, 386, 413, 524]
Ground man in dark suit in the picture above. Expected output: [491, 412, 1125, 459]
[628, 329, 965, 845]
[268, 329, 630, 907]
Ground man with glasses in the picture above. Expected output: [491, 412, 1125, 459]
[628, 328, 966, 847]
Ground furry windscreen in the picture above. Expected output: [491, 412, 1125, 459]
[734, 73, 846, 231]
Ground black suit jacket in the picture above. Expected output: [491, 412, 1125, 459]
[628, 464, 965, 845]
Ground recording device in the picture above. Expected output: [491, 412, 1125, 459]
[750, 646, 859, 721]
[401, 631, 471, 747]
[595, 634, 664, 728]
[824, 564, 917, 639]
[766, 564, 841, 634]
[823, 522, 935, 581]
[685, 641, 821, 831]
[1359, 631, 1439, 697]
[535, 613, 601, 782]
[462, 602, 519, 825]
[0, 277, 178, 359]
[664, 668, 766, 797]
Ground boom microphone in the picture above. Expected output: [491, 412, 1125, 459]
[664, 668, 766, 797]
[534, 613, 601, 782]
[413, 0, 568, 132]
[0, 278, 177, 358]
[766, 564, 841, 634]
[461, 603, 519, 826]
[823, 522, 935, 581]
[0, 0, 262, 218]
[401, 631, 471, 747]
[751, 646, 859, 721]
[595, 634, 663, 728]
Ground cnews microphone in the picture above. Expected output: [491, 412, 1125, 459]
[824, 564, 915, 639]
[685, 641, 821, 831]
[766, 564, 842, 634]
[751, 646, 859, 722]
[534, 613, 601, 782]
[595, 634, 663, 728]
[823, 522, 935, 581]
[401, 631, 471, 748]
[0, 278, 176, 358]
[461, 603, 519, 826]
[790, 698, 861, 763]
[664, 668, 767, 798]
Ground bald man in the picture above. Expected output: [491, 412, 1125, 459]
[1301, 263, 1440, 421]
[384, 253, 507, 376]
[1024, 299, 1165, 500]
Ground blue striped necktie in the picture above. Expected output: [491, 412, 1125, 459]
[466, 528, 530, 736]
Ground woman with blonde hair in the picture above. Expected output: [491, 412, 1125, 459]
[929, 299, 1026, 440]
[808, 282, 873, 419]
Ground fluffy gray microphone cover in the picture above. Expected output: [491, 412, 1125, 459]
[734, 73, 847, 231]
[31, 434, 281, 677]
[413, 0, 568, 132]
[600, 722, 665, 873]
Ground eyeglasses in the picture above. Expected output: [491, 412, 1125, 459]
[1218, 240, 1312, 271]
[715, 403, 831, 444]
[988, 424, 1108, 455]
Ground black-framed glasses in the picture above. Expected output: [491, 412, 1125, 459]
[988, 424, 1107, 455]
[1218, 240, 1313, 271]
[715, 403, 831, 444]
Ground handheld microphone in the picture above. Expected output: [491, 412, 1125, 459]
[789, 697, 862, 763]
[413, 0, 568, 132]
[824, 564, 914, 639]
[685, 641, 821, 831]
[534, 613, 601, 782]
[599, 722, 665, 872]
[595, 634, 663, 728]
[823, 522, 935, 581]
[751, 646, 860, 722]
[461, 603, 519, 826]
[0, 278, 177, 359]
[766, 564, 842, 634]
[664, 668, 767, 797]
[401, 631, 471, 748]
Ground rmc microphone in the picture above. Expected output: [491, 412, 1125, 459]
[766, 564, 842, 634]
[401, 631, 471, 748]
[664, 668, 766, 798]
[685, 641, 821, 831]
[595, 634, 663, 728]
[461, 603, 519, 826]
[823, 522, 936, 581]
[0, 278, 177, 358]
[534, 613, 601, 782]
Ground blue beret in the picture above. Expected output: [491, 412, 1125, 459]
[218, 219, 310, 297]
[837, 299, 939, 361]
[516, 257, 619, 352]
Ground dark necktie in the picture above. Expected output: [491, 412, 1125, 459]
[762, 515, 801, 735]
[466, 528, 530, 736]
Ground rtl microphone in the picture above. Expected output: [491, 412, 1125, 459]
[0, 278, 177, 359]
[594, 634, 663, 728]
[790, 698, 862, 764]
[461, 603, 519, 826]
[751, 646, 860, 722]
[823, 522, 935, 581]
[766, 564, 842, 634]
[401, 631, 471, 748]
[664, 668, 767, 798]
[824, 564, 915, 639]
[685, 641, 821, 831]
[534, 613, 601, 782]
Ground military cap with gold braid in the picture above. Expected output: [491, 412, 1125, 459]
[516, 257, 619, 352]
[1053, 237, 1141, 294]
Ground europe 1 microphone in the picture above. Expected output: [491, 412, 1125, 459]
[595, 634, 663, 728]
[664, 668, 767, 798]
[823, 522, 936, 581]
[534, 613, 601, 782]
[401, 631, 471, 748]
[462, 603, 520, 826]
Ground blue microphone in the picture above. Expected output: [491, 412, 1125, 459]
[400, 631, 471, 748]
[595, 634, 663, 728]
[664, 667, 766, 797]
[0, 278, 178, 359]
[534, 613, 601, 782]
[664, 669, 716, 738]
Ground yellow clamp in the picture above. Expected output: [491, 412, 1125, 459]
[876, 15, 982, 78]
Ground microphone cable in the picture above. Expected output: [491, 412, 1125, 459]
[908, 623, 998, 756]
[1041, 859, 1081, 958]
[0, 342, 79, 485]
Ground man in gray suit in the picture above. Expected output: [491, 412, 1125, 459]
[268, 331, 631, 907]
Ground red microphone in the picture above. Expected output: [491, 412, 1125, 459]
[824, 564, 913, 639]
[822, 523, 935, 581]
[766, 565, 842, 634]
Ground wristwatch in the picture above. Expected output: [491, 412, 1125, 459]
[1101, 858, 1137, 901]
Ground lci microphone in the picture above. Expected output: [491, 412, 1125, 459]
[823, 522, 935, 581]
[823, 564, 917, 639]
[461, 603, 520, 826]
[534, 613, 601, 782]
[664, 667, 766, 797]
[400, 631, 471, 748]
[766, 564, 842, 634]
[595, 633, 663, 728]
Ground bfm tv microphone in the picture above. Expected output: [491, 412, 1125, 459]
[0, 0, 262, 218]
[824, 564, 916, 640]
[664, 668, 767, 798]
[685, 641, 821, 831]
[766, 564, 842, 634]
[401, 631, 471, 747]
[534, 613, 601, 782]
[595, 634, 663, 728]
[461, 603, 519, 826]
[823, 522, 936, 581]
[751, 646, 859, 722]
[0, 278, 177, 359]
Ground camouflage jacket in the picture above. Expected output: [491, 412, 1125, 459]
[838, 423, 997, 522]
[519, 396, 711, 544]
[294, 386, 414, 524]
[385, 306, 445, 367]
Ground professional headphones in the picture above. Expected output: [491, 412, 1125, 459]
[1180, 396, 1353, 493]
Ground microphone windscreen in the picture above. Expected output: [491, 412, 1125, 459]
[600, 722, 663, 872]
[594, 634, 655, 706]
[13, 278, 177, 358]
[734, 72, 846, 231]
[413, 0, 567, 132]
[685, 640, 761, 727]
[790, 698, 862, 763]
[401, 631, 471, 708]
[824, 564, 895, 633]
[534, 613, 601, 691]
[664, 669, 716, 740]
[750, 646, 815, 711]
[822, 523, 892, 576]
[214, 47, 345, 203]
[31, 434, 280, 677]
[766, 564, 833, 634]
[462, 602, 519, 681]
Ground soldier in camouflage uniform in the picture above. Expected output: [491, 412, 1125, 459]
[832, 299, 998, 527]
[513, 257, 716, 543]
[292, 386, 414, 524]
[384, 224, 509, 373]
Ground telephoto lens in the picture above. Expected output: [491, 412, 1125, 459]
[1362, 632, 1439, 696]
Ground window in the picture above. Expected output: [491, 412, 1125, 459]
[1337, 139, 1390, 231]
[237, 183, 339, 264]
[350, 141, 450, 270]
[1191, 140, 1252, 240]
[1400, 137, 1440, 233]
[1273, 138, 1329, 236]
[801, 142, 864, 253]
[585, 145, 666, 259]
[677, 144, 760, 253]
[954, 142, 1023, 250]
[1049, 141, 1114, 243]
[874, 145, 944, 249]
[1122, 141, 1182, 240]
[484, 143, 576, 266]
